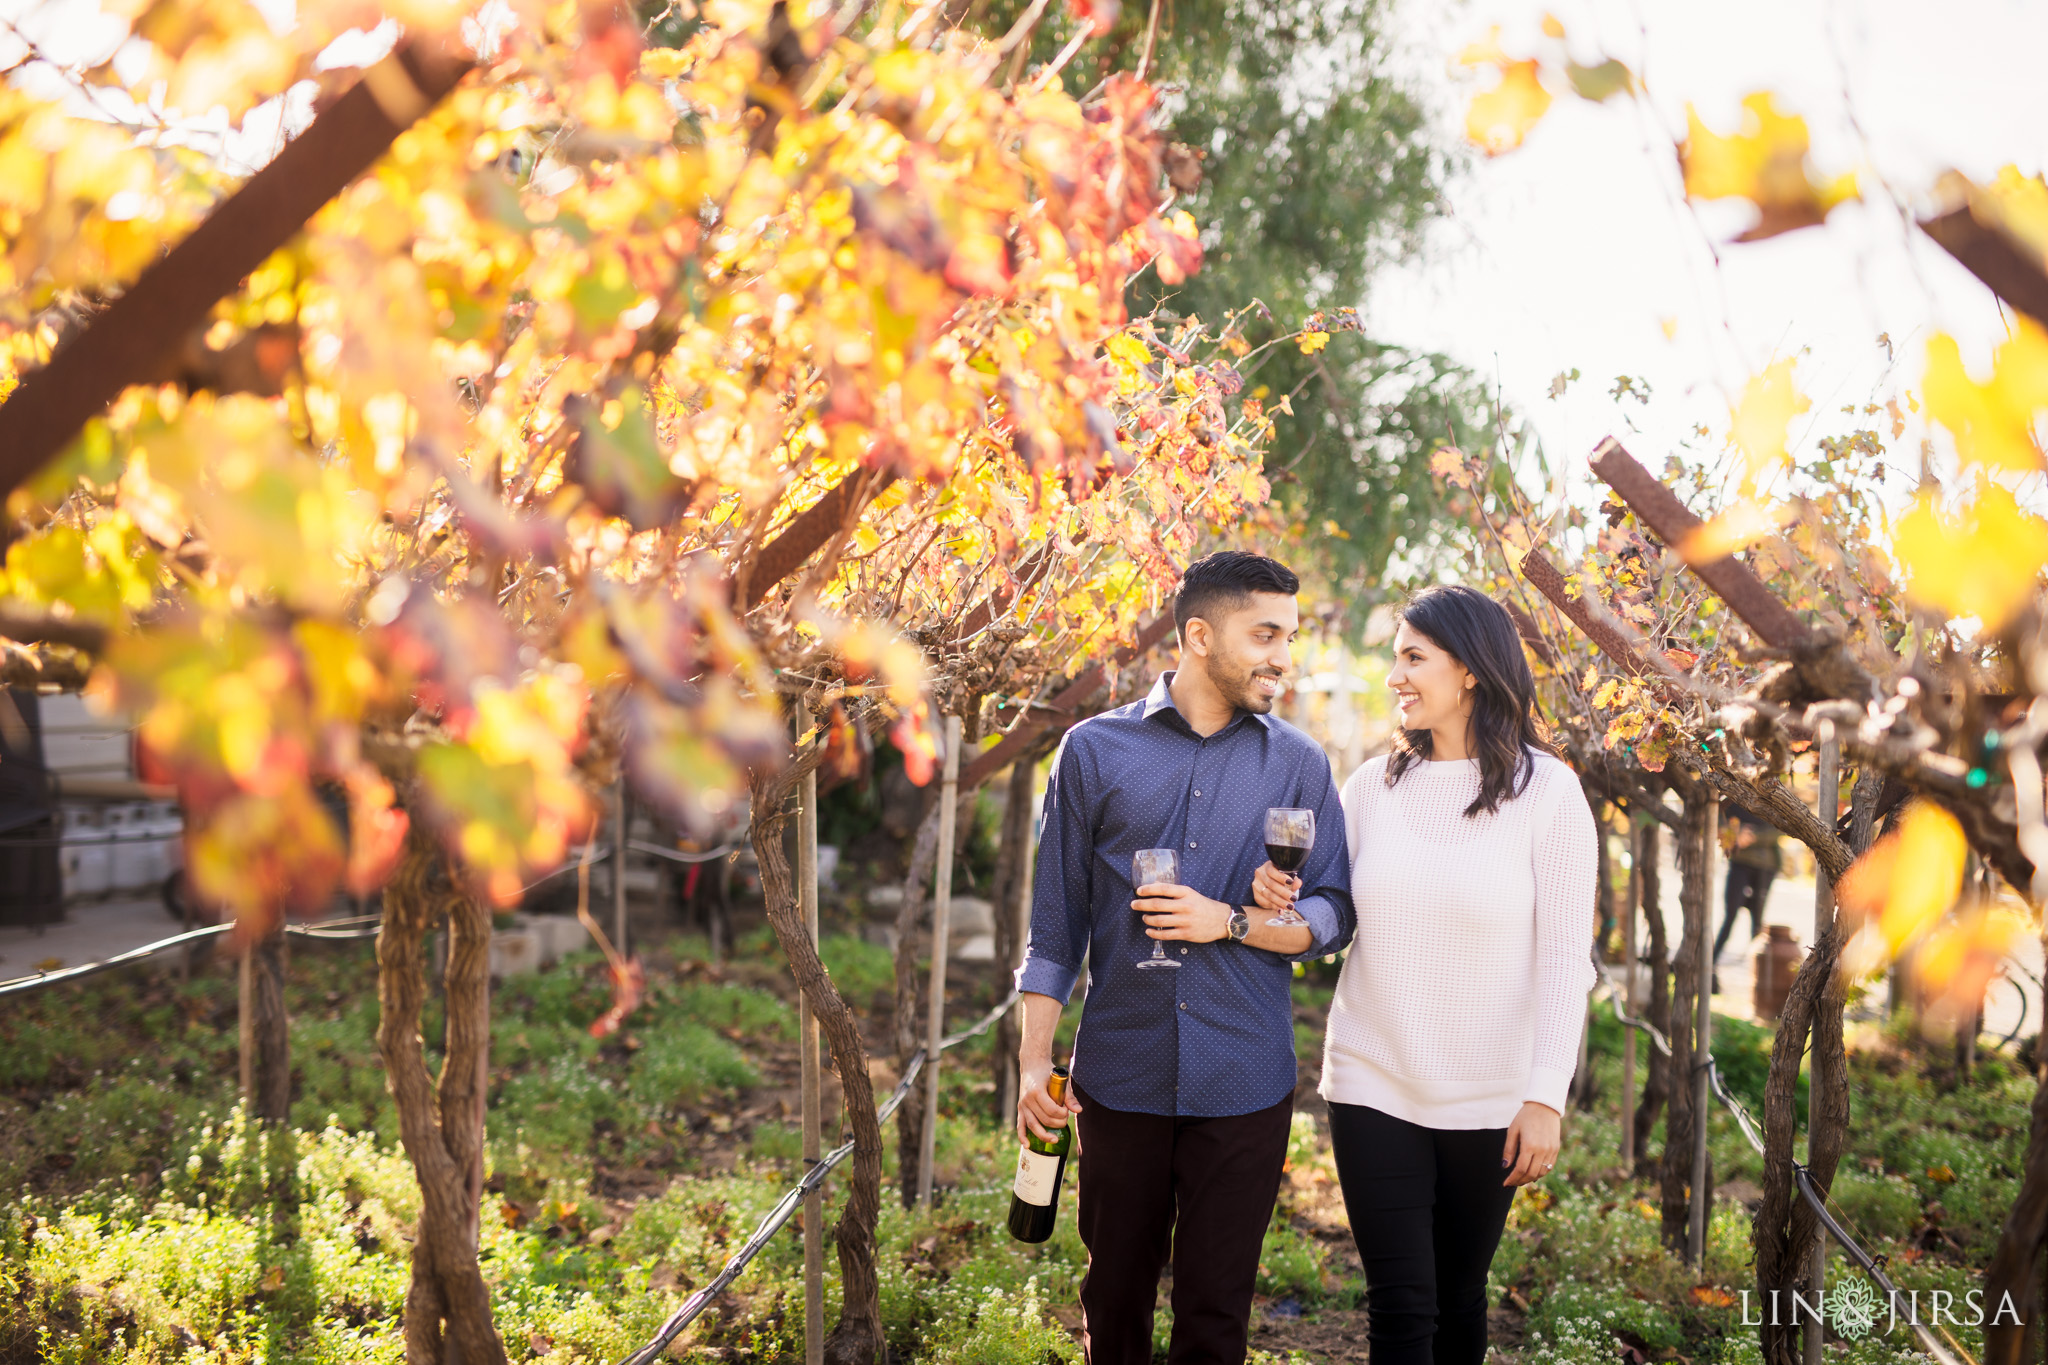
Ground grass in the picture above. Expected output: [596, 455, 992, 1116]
[1493, 991, 2033, 1365]
[1, 939, 2033, 1365]
[0, 932, 1085, 1363]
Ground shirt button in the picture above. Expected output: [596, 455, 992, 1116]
[1194, 790, 1202, 797]
[1180, 947, 1188, 955]
[1188, 840, 1197, 848]
[1179, 1001, 1187, 1009]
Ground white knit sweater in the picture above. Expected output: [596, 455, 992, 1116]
[1319, 750, 1599, 1129]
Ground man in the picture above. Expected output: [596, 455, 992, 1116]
[1712, 802, 1781, 993]
[1015, 550, 1355, 1365]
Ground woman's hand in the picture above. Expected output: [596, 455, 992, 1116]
[1501, 1101, 1561, 1186]
[1251, 861, 1300, 916]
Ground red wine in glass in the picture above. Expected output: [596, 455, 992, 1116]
[1264, 842, 1309, 873]
[1264, 808, 1314, 894]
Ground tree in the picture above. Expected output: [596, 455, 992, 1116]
[964, 0, 1497, 618]
[0, 2, 1292, 1358]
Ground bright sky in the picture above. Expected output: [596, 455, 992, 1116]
[1365, 0, 2048, 513]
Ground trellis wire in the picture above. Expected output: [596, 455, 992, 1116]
[626, 838, 736, 865]
[0, 915, 380, 996]
[0, 847, 614, 997]
[1595, 964, 1972, 1365]
[616, 990, 1022, 1365]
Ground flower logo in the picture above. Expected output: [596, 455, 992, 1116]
[1829, 1276, 1882, 1340]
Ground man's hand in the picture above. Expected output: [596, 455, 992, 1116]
[1501, 1100, 1562, 1186]
[1018, 1057, 1083, 1144]
[1133, 882, 1233, 943]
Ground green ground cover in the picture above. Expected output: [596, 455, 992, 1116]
[0, 936, 2025, 1364]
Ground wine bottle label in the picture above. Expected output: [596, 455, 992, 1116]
[1012, 1147, 1061, 1207]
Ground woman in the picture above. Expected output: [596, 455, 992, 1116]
[1255, 584, 1598, 1365]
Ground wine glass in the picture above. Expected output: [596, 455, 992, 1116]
[1131, 847, 1183, 971]
[1264, 808, 1314, 923]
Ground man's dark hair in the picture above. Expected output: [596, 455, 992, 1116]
[1172, 551, 1301, 640]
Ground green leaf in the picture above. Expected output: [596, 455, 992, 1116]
[1566, 59, 1635, 103]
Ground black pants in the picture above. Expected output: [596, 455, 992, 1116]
[1328, 1102, 1519, 1365]
[1714, 863, 1775, 959]
[1072, 1080, 1294, 1365]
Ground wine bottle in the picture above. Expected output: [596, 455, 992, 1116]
[1007, 1065, 1072, 1243]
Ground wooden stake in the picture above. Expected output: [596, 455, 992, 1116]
[1621, 818, 1640, 1171]
[1688, 793, 1718, 1266]
[917, 714, 963, 1207]
[238, 939, 253, 1105]
[1000, 763, 1039, 1127]
[1806, 731, 1839, 1365]
[799, 759, 824, 1365]
[613, 779, 629, 959]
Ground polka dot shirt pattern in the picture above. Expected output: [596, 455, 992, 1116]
[1016, 672, 1357, 1117]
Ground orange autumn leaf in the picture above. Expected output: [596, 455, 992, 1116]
[1836, 803, 1967, 959]
[1681, 92, 1858, 240]
[1466, 57, 1551, 157]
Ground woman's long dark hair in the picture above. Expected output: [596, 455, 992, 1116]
[1385, 585, 1554, 817]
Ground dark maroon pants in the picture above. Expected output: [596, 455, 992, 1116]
[1072, 1079, 1294, 1365]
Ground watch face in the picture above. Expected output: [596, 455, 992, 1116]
[1229, 912, 1249, 940]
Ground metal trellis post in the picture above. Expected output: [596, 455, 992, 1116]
[1688, 793, 1719, 1266]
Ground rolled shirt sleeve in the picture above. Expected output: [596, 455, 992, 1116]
[1523, 772, 1601, 1113]
[1014, 734, 1093, 1004]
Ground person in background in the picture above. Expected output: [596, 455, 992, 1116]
[1014, 549, 1356, 1365]
[1712, 803, 1781, 992]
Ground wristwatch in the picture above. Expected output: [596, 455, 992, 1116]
[1227, 908, 1251, 942]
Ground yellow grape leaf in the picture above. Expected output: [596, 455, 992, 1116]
[1965, 165, 2048, 269]
[1455, 26, 1509, 66]
[1912, 903, 2029, 1016]
[1297, 330, 1329, 355]
[1727, 358, 1808, 488]
[188, 783, 346, 923]
[1428, 444, 1472, 489]
[1893, 483, 2048, 630]
[1466, 59, 1551, 157]
[1836, 802, 1966, 958]
[1106, 333, 1153, 367]
[1680, 92, 1857, 241]
[837, 620, 928, 707]
[1922, 324, 2048, 474]
[1680, 498, 1791, 564]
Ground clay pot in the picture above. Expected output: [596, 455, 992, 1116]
[1752, 923, 1802, 1022]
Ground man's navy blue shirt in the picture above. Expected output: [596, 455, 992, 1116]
[1016, 671, 1355, 1117]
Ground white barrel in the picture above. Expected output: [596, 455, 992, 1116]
[64, 816, 112, 899]
[111, 805, 157, 892]
[147, 803, 184, 883]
